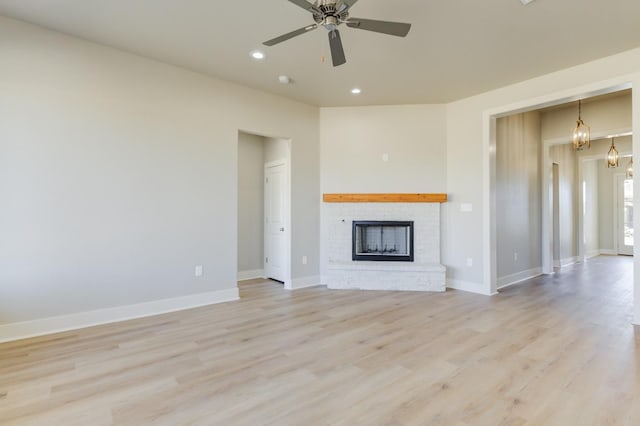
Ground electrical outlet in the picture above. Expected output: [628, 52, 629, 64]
[195, 265, 203, 277]
[466, 258, 473, 267]
[302, 256, 308, 265]
[514, 252, 518, 261]
[382, 153, 389, 162]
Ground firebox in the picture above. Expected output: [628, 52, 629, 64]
[352, 221, 414, 262]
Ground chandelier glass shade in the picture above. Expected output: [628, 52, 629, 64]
[626, 157, 634, 179]
[572, 100, 590, 151]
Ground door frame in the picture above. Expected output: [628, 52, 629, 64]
[236, 131, 292, 291]
[552, 162, 560, 268]
[615, 172, 634, 255]
[264, 159, 292, 288]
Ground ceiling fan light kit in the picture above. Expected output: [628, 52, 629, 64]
[263, 0, 412, 67]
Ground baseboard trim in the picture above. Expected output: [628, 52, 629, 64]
[599, 249, 617, 256]
[497, 267, 543, 290]
[585, 250, 600, 260]
[238, 269, 265, 281]
[0, 287, 239, 344]
[558, 256, 579, 267]
[288, 275, 322, 290]
[447, 279, 494, 296]
[320, 274, 328, 286]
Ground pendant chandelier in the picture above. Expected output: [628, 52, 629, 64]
[626, 157, 634, 179]
[606, 137, 619, 168]
[572, 100, 590, 151]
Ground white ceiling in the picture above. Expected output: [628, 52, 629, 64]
[1, 0, 639, 107]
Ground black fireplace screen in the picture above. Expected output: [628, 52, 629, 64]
[352, 221, 414, 262]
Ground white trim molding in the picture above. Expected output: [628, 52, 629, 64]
[288, 275, 322, 290]
[238, 269, 265, 281]
[497, 267, 543, 290]
[599, 249, 617, 256]
[560, 256, 580, 267]
[553, 256, 580, 268]
[585, 250, 601, 260]
[447, 279, 496, 296]
[0, 288, 239, 344]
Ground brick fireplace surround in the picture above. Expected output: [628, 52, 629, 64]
[323, 194, 447, 292]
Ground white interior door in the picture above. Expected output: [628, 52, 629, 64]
[617, 174, 634, 256]
[264, 162, 287, 282]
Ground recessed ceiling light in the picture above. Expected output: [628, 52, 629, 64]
[520, 0, 536, 5]
[278, 75, 291, 84]
[251, 50, 265, 60]
[351, 88, 362, 95]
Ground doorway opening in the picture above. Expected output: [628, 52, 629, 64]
[616, 174, 634, 255]
[237, 131, 292, 289]
[485, 82, 634, 305]
[575, 151, 633, 263]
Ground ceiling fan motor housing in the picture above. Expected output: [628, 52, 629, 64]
[313, 0, 350, 29]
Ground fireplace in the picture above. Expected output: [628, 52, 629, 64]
[352, 221, 414, 262]
[325, 200, 445, 292]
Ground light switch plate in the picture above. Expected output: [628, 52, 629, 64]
[195, 265, 204, 277]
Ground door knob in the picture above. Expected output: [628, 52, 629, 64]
[280, 227, 285, 232]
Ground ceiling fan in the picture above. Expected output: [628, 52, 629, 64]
[263, 0, 412, 67]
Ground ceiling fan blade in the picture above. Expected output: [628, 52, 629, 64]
[328, 29, 346, 67]
[263, 24, 318, 46]
[338, 0, 359, 13]
[346, 18, 411, 37]
[288, 0, 322, 15]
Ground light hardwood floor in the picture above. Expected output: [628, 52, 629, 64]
[1, 256, 639, 425]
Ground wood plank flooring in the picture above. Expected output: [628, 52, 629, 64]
[1, 255, 638, 425]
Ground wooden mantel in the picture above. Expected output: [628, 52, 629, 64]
[323, 193, 448, 203]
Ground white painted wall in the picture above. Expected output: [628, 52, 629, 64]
[265, 138, 288, 163]
[541, 92, 631, 142]
[319, 104, 447, 283]
[583, 159, 599, 258]
[598, 159, 616, 252]
[237, 132, 265, 274]
[0, 17, 320, 330]
[320, 105, 447, 193]
[549, 143, 578, 262]
[496, 112, 542, 283]
[577, 136, 633, 158]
